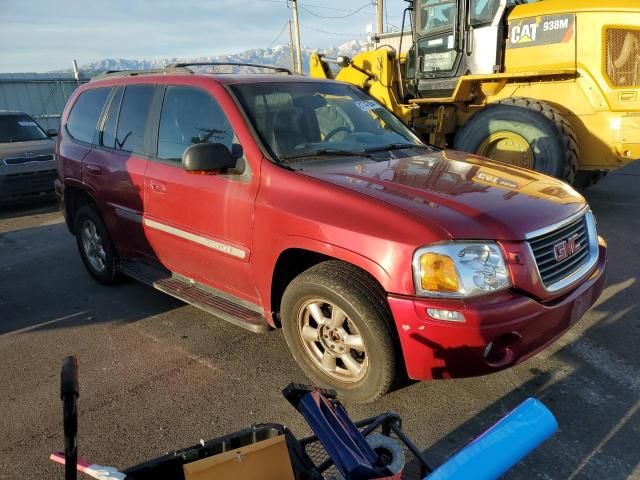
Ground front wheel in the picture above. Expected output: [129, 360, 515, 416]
[454, 98, 579, 184]
[281, 261, 398, 403]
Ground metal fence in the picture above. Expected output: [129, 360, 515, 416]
[0, 73, 87, 131]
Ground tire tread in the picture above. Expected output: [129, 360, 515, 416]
[495, 97, 579, 184]
[282, 260, 397, 402]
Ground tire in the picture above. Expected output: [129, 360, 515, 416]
[454, 98, 579, 184]
[74, 204, 120, 285]
[573, 170, 607, 190]
[280, 260, 397, 403]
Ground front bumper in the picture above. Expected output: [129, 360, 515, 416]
[0, 165, 56, 203]
[388, 238, 607, 381]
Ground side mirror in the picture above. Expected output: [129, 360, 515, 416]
[46, 129, 58, 137]
[182, 143, 239, 173]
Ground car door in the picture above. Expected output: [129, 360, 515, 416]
[143, 85, 260, 302]
[87, 83, 156, 259]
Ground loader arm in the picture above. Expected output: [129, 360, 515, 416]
[309, 50, 417, 125]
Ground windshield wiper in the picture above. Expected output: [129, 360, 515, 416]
[280, 148, 373, 162]
[364, 143, 433, 153]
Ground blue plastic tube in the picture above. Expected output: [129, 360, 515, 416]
[425, 398, 558, 480]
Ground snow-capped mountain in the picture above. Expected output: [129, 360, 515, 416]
[56, 40, 368, 76]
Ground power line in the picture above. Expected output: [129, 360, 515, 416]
[384, 0, 389, 32]
[260, 0, 370, 13]
[298, 3, 374, 19]
[268, 20, 290, 48]
[300, 23, 367, 36]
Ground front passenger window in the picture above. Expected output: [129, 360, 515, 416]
[158, 86, 237, 162]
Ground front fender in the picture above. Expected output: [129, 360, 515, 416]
[258, 235, 393, 321]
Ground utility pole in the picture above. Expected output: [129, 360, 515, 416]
[376, 0, 384, 34]
[291, 0, 303, 74]
[288, 20, 296, 73]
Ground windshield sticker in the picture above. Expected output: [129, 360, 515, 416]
[18, 121, 38, 127]
[354, 100, 379, 112]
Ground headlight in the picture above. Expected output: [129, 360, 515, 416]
[412, 242, 511, 298]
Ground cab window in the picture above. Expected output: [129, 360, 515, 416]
[470, 0, 500, 26]
[418, 0, 457, 34]
[157, 86, 237, 162]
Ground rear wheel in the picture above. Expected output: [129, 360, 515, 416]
[281, 261, 397, 403]
[74, 205, 120, 285]
[454, 98, 579, 184]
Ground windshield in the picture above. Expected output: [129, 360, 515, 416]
[230, 81, 422, 164]
[0, 114, 48, 143]
[418, 0, 457, 34]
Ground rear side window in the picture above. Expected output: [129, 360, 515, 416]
[101, 87, 124, 149]
[66, 88, 110, 144]
[157, 86, 236, 161]
[116, 85, 155, 155]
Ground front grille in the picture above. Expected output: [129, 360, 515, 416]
[605, 28, 640, 87]
[528, 214, 590, 288]
[2, 169, 56, 198]
[3, 154, 54, 165]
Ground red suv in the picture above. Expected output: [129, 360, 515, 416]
[55, 65, 607, 402]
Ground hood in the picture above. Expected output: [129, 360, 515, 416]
[0, 139, 55, 161]
[299, 149, 586, 241]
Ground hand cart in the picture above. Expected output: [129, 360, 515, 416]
[52, 356, 557, 480]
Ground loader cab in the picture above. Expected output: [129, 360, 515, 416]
[406, 0, 514, 98]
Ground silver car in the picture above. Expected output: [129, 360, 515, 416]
[0, 110, 57, 204]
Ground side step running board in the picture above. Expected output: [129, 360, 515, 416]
[119, 260, 271, 333]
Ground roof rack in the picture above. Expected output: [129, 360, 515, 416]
[90, 67, 193, 81]
[165, 62, 292, 75]
[90, 62, 292, 82]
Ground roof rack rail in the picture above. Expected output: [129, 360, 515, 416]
[90, 67, 193, 81]
[165, 62, 292, 75]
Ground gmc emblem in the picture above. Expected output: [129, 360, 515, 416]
[554, 234, 582, 262]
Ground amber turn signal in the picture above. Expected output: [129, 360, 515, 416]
[420, 253, 460, 293]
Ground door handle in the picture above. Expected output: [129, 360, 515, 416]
[85, 164, 101, 176]
[149, 180, 166, 193]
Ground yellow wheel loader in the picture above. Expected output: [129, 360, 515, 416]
[310, 0, 640, 187]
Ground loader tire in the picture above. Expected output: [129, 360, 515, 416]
[573, 170, 607, 190]
[454, 98, 579, 184]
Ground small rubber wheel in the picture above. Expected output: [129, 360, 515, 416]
[454, 98, 579, 184]
[281, 260, 397, 403]
[74, 205, 120, 285]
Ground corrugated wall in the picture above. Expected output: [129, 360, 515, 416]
[0, 73, 87, 131]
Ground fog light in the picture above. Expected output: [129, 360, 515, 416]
[427, 308, 465, 322]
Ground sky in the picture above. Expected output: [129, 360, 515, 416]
[0, 0, 408, 73]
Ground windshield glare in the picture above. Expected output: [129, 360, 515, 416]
[230, 82, 422, 163]
[0, 114, 48, 143]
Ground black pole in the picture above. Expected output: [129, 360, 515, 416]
[61, 356, 79, 480]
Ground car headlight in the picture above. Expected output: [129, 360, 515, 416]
[412, 242, 511, 298]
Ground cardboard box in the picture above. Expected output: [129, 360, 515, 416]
[183, 434, 295, 480]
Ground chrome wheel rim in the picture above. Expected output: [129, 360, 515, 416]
[296, 299, 368, 383]
[81, 219, 107, 273]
